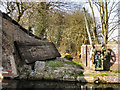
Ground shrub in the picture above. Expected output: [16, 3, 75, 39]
[64, 53, 73, 60]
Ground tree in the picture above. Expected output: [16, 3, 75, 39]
[34, 2, 50, 38]
[33, 2, 91, 56]
[1, 0, 34, 22]
[88, 0, 120, 44]
[60, 10, 89, 56]
[88, 0, 99, 44]
[98, 0, 108, 44]
[47, 10, 65, 46]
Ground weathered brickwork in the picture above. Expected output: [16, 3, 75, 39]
[0, 11, 2, 69]
[81, 44, 119, 70]
[1, 11, 61, 77]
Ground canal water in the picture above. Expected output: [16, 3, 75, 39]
[1, 79, 120, 89]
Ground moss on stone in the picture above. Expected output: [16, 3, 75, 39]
[46, 60, 75, 69]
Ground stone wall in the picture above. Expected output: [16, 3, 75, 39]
[16, 41, 60, 63]
[81, 44, 119, 70]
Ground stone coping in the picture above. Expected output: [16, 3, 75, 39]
[18, 76, 120, 84]
[77, 76, 120, 83]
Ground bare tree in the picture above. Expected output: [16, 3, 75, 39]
[1, 0, 33, 22]
[88, 0, 99, 44]
[88, 0, 120, 44]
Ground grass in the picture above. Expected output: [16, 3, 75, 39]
[101, 70, 109, 72]
[46, 59, 84, 73]
[85, 74, 117, 77]
[46, 61, 63, 67]
[72, 59, 79, 64]
[46, 60, 74, 69]
[72, 59, 84, 69]
[110, 70, 120, 73]
[101, 70, 120, 73]
[69, 72, 84, 77]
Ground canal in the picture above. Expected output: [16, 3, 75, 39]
[1, 79, 120, 89]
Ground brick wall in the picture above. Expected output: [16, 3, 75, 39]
[81, 44, 119, 70]
[1, 11, 61, 77]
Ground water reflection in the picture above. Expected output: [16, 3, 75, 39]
[1, 79, 120, 89]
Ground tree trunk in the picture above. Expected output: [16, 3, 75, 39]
[105, 0, 108, 44]
[88, 0, 99, 44]
[99, 0, 108, 44]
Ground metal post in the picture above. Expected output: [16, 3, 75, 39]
[86, 45, 87, 66]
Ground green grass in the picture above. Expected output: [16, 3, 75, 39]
[101, 71, 109, 73]
[46, 59, 84, 73]
[72, 59, 84, 69]
[69, 72, 84, 77]
[101, 70, 120, 73]
[46, 60, 74, 69]
[110, 70, 120, 73]
[70, 73, 74, 76]
[46, 61, 64, 68]
[85, 74, 117, 77]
